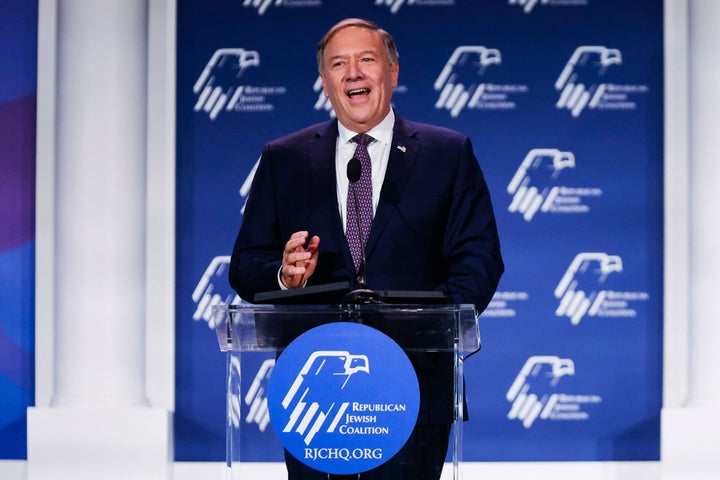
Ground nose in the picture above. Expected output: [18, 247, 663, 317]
[345, 59, 364, 80]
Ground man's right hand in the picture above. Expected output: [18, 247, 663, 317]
[281, 231, 320, 288]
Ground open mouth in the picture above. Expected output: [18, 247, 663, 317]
[347, 88, 370, 98]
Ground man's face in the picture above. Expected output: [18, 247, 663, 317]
[320, 26, 399, 133]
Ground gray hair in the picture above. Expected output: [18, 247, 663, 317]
[316, 18, 399, 72]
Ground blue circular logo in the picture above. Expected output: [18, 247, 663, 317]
[267, 322, 420, 475]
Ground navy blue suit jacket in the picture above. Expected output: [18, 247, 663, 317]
[229, 115, 503, 423]
[230, 115, 503, 309]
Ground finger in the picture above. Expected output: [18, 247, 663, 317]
[285, 230, 308, 248]
[298, 237, 320, 280]
[286, 250, 312, 265]
[282, 264, 306, 288]
[289, 230, 309, 239]
[303, 235, 319, 266]
[303, 257, 318, 279]
[283, 264, 306, 278]
[282, 232, 319, 287]
[283, 232, 309, 266]
[306, 235, 320, 252]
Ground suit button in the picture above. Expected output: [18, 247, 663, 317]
[357, 275, 365, 285]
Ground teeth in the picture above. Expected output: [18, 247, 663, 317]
[348, 88, 370, 96]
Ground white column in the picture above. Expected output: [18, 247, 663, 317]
[28, 1, 171, 478]
[662, 0, 720, 470]
[686, 1, 720, 408]
[52, 0, 149, 409]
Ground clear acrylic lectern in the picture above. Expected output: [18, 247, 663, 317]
[212, 303, 479, 480]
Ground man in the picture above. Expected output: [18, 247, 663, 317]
[229, 18, 503, 480]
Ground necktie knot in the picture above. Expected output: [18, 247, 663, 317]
[352, 133, 374, 148]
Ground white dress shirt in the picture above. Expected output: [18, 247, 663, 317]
[335, 110, 395, 231]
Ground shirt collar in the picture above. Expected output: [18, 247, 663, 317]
[337, 109, 395, 146]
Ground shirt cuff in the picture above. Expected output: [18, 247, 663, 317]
[277, 265, 308, 290]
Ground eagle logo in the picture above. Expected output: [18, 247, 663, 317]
[280, 351, 370, 445]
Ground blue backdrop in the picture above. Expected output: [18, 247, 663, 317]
[175, 0, 663, 461]
[0, 0, 37, 460]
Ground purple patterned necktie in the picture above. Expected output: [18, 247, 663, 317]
[346, 133, 374, 274]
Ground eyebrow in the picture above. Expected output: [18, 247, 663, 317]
[326, 49, 379, 63]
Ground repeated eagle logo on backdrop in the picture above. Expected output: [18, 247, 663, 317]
[241, 0, 457, 16]
[190, 41, 651, 432]
[506, 148, 604, 221]
[242, 0, 593, 16]
[192, 44, 646, 121]
[181, 0, 661, 459]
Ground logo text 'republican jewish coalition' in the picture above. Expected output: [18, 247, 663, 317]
[242, 0, 322, 16]
[555, 46, 649, 117]
[507, 148, 602, 221]
[267, 322, 420, 475]
[193, 49, 286, 120]
[376, 0, 456, 15]
[506, 355, 601, 429]
[555, 252, 649, 325]
[434, 46, 528, 117]
[508, 0, 588, 15]
[483, 291, 529, 318]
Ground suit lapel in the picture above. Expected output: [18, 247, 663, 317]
[308, 121, 355, 267]
[307, 117, 421, 272]
[365, 116, 419, 260]
[308, 121, 338, 203]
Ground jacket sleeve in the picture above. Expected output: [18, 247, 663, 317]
[438, 135, 504, 313]
[228, 146, 284, 302]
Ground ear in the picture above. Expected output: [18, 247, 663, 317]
[391, 62, 399, 88]
[320, 72, 329, 98]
